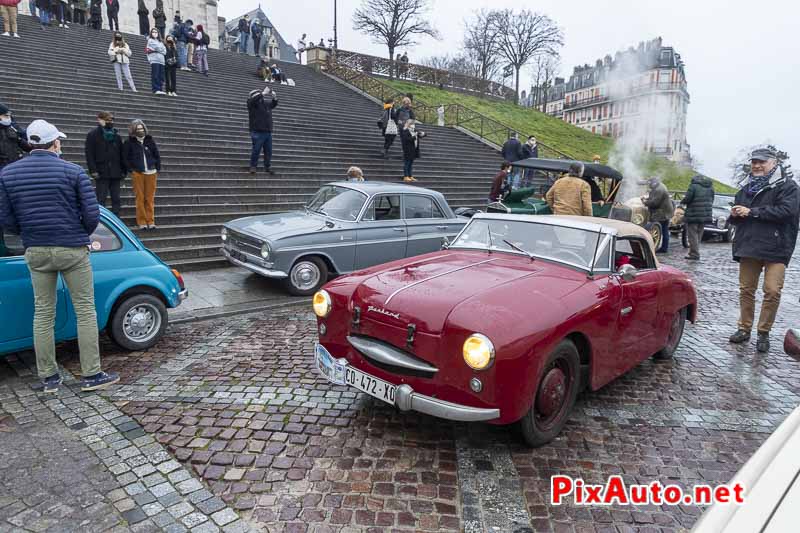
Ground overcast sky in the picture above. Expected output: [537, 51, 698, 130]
[221, 0, 798, 182]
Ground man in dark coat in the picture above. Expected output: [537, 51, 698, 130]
[85, 111, 126, 215]
[728, 147, 800, 352]
[152, 0, 166, 37]
[137, 0, 149, 35]
[105, 0, 119, 31]
[642, 177, 674, 253]
[0, 119, 119, 393]
[237, 15, 250, 54]
[0, 103, 30, 172]
[501, 134, 524, 189]
[247, 87, 278, 174]
[680, 174, 714, 261]
[250, 18, 263, 56]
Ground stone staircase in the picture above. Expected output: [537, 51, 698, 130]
[0, 16, 503, 270]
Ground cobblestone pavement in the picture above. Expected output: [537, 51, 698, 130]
[1, 239, 798, 532]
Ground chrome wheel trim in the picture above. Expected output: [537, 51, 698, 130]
[291, 261, 321, 291]
[122, 303, 162, 343]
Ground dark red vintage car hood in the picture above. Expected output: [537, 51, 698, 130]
[351, 251, 541, 334]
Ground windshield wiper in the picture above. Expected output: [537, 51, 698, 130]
[502, 239, 535, 260]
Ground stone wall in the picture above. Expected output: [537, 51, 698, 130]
[18, 0, 219, 49]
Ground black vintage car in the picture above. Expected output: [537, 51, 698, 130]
[673, 194, 736, 247]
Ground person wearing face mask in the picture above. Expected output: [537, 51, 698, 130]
[123, 120, 161, 230]
[0, 104, 31, 172]
[146, 28, 167, 94]
[400, 119, 426, 183]
[108, 33, 136, 91]
[0, 120, 120, 394]
[85, 111, 126, 216]
[164, 35, 178, 96]
[247, 87, 278, 175]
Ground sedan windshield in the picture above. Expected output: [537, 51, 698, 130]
[306, 186, 367, 221]
[713, 196, 733, 209]
[451, 219, 609, 270]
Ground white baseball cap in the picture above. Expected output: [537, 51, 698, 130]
[27, 119, 67, 145]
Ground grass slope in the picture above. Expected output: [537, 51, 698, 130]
[383, 79, 736, 194]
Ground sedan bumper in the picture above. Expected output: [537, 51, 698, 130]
[221, 248, 288, 279]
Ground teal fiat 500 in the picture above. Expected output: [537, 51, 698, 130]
[0, 208, 188, 356]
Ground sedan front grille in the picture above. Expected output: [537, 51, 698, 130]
[228, 230, 262, 255]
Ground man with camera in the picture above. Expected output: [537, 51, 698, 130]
[247, 86, 278, 175]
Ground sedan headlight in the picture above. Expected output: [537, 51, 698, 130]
[313, 290, 331, 318]
[260, 242, 271, 259]
[463, 333, 495, 370]
[221, 227, 228, 242]
[717, 216, 727, 229]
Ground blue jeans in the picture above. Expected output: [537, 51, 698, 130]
[57, 3, 66, 23]
[177, 40, 188, 67]
[39, 9, 50, 25]
[239, 33, 249, 53]
[403, 159, 413, 177]
[250, 131, 273, 169]
[150, 63, 164, 93]
[509, 168, 523, 189]
[29, 0, 36, 16]
[657, 220, 670, 253]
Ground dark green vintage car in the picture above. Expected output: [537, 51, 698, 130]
[486, 158, 665, 250]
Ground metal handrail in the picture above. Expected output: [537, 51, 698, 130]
[325, 60, 574, 161]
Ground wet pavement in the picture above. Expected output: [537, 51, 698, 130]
[1, 237, 798, 532]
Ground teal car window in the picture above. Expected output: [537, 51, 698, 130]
[89, 222, 122, 252]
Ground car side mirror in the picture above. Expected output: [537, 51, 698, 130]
[441, 237, 450, 250]
[617, 263, 637, 282]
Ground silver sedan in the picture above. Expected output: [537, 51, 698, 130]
[221, 182, 468, 295]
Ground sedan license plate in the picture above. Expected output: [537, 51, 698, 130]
[227, 246, 247, 263]
[314, 344, 396, 405]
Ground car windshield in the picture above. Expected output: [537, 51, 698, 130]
[306, 185, 367, 221]
[451, 218, 610, 270]
[714, 196, 733, 208]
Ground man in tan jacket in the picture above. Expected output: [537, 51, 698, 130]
[545, 162, 593, 216]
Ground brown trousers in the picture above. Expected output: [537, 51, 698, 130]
[738, 257, 786, 334]
[131, 171, 157, 226]
[0, 5, 18, 34]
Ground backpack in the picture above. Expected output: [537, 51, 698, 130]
[201, 32, 210, 46]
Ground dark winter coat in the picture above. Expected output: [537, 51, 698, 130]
[165, 44, 178, 67]
[521, 143, 538, 159]
[401, 129, 425, 161]
[490, 170, 508, 201]
[0, 121, 30, 169]
[85, 125, 126, 180]
[250, 21, 263, 39]
[105, 0, 118, 15]
[247, 93, 279, 133]
[395, 106, 415, 128]
[89, 0, 101, 19]
[237, 18, 249, 35]
[123, 136, 161, 173]
[643, 181, 674, 222]
[729, 169, 800, 266]
[153, 7, 166, 27]
[681, 175, 715, 224]
[501, 138, 524, 162]
[0, 151, 100, 249]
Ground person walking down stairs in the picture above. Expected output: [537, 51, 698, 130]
[146, 28, 166, 94]
[85, 111, 126, 216]
[136, 0, 149, 36]
[164, 35, 178, 96]
[194, 24, 209, 76]
[123, 120, 160, 230]
[108, 32, 137, 92]
[105, 0, 119, 31]
[0, 0, 21, 37]
[400, 119, 426, 183]
[378, 97, 397, 158]
[247, 87, 278, 175]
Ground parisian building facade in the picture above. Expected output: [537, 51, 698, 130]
[530, 38, 691, 164]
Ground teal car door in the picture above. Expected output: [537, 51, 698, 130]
[0, 232, 68, 348]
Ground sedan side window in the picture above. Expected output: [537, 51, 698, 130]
[404, 195, 444, 219]
[362, 195, 401, 221]
[89, 223, 122, 252]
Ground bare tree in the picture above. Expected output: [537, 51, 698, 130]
[420, 55, 452, 71]
[730, 144, 793, 185]
[492, 9, 563, 103]
[463, 9, 502, 82]
[352, 0, 440, 78]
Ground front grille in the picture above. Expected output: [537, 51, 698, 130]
[228, 230, 262, 255]
[349, 334, 438, 379]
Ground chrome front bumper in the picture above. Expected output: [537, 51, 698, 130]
[221, 248, 288, 279]
[178, 289, 189, 303]
[394, 383, 500, 422]
[703, 226, 729, 234]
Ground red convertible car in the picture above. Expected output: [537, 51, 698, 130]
[312, 214, 697, 446]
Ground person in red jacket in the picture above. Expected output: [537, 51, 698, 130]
[0, 0, 21, 37]
[489, 162, 511, 203]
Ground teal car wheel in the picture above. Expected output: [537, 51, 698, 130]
[110, 294, 168, 351]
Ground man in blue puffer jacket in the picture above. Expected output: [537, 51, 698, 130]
[0, 119, 119, 393]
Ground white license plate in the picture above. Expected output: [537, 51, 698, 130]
[315, 344, 396, 406]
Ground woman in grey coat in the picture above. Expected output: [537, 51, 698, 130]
[146, 28, 167, 94]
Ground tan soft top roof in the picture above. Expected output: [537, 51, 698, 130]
[552, 216, 658, 264]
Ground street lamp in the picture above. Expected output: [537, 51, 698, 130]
[333, 0, 338, 49]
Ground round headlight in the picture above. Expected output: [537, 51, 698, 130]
[221, 227, 228, 242]
[463, 333, 495, 370]
[260, 242, 271, 259]
[631, 213, 644, 225]
[717, 216, 727, 229]
[312, 290, 331, 318]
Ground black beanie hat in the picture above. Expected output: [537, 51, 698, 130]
[0, 103, 9, 115]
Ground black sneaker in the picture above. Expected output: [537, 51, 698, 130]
[81, 371, 120, 392]
[264, 168, 275, 175]
[756, 333, 770, 353]
[248, 167, 256, 175]
[685, 255, 700, 261]
[41, 373, 63, 393]
[729, 329, 751, 344]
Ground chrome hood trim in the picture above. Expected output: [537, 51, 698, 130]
[384, 258, 498, 305]
[347, 336, 438, 374]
